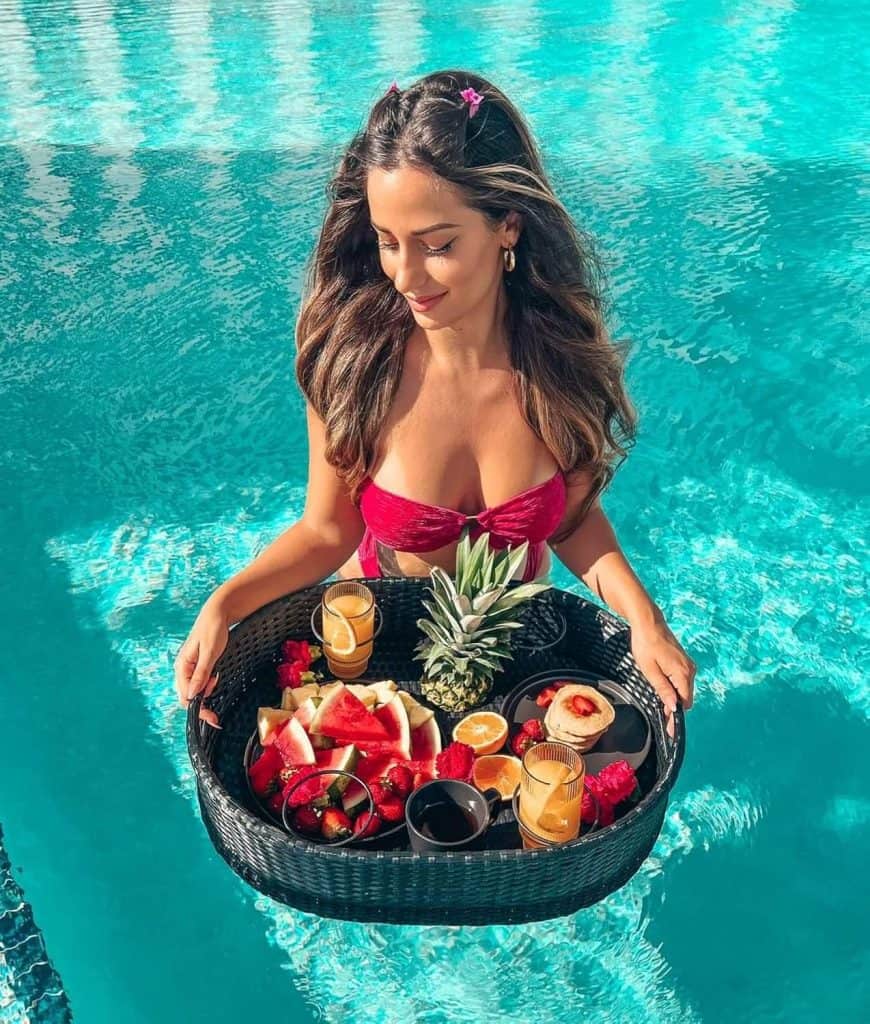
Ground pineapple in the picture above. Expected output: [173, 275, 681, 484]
[414, 528, 552, 712]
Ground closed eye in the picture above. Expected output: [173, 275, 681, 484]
[376, 239, 455, 256]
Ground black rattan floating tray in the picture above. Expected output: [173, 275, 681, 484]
[186, 578, 685, 926]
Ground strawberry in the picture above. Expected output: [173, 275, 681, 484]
[375, 793, 405, 823]
[412, 768, 434, 791]
[282, 640, 313, 670]
[535, 685, 560, 708]
[267, 790, 286, 815]
[291, 805, 321, 836]
[320, 807, 353, 841]
[369, 781, 393, 806]
[510, 731, 537, 758]
[284, 766, 326, 808]
[569, 694, 597, 717]
[520, 718, 544, 740]
[276, 661, 304, 689]
[385, 764, 414, 798]
[353, 809, 383, 839]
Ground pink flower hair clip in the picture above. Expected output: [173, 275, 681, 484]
[459, 87, 484, 118]
[386, 81, 400, 95]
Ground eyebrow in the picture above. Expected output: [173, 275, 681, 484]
[370, 221, 460, 236]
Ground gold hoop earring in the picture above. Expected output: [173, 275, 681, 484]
[503, 246, 516, 272]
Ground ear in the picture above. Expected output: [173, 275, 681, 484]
[499, 211, 522, 248]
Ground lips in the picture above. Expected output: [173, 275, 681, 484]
[407, 291, 447, 311]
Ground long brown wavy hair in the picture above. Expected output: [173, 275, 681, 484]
[295, 69, 636, 542]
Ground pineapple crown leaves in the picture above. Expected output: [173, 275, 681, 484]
[414, 526, 552, 678]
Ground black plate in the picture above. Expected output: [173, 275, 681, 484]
[499, 669, 652, 775]
[243, 731, 407, 848]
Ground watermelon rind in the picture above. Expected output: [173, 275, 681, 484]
[314, 744, 359, 798]
[369, 680, 398, 705]
[258, 706, 294, 745]
[308, 682, 344, 733]
[397, 690, 434, 728]
[346, 684, 378, 709]
[281, 683, 320, 710]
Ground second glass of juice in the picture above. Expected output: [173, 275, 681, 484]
[517, 741, 585, 848]
[321, 582, 376, 680]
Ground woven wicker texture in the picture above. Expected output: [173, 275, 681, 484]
[187, 579, 685, 925]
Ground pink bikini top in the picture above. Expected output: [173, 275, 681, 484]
[357, 469, 567, 582]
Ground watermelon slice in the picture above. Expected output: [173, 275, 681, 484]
[408, 717, 442, 781]
[314, 744, 359, 799]
[274, 717, 316, 767]
[398, 689, 434, 728]
[346, 684, 378, 709]
[281, 683, 319, 711]
[310, 683, 391, 742]
[292, 697, 317, 731]
[248, 744, 283, 795]
[341, 781, 369, 815]
[342, 749, 401, 815]
[373, 695, 411, 759]
[369, 680, 398, 705]
[410, 716, 442, 761]
[258, 707, 294, 745]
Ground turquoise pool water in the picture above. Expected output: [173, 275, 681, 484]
[1, 0, 867, 1020]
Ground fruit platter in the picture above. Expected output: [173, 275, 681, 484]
[245, 672, 444, 847]
[187, 577, 685, 925]
[243, 647, 653, 849]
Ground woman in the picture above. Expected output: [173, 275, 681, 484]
[174, 70, 695, 725]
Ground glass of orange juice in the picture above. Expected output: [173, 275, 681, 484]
[517, 741, 585, 848]
[317, 582, 379, 680]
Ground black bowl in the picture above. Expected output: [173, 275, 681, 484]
[500, 669, 653, 776]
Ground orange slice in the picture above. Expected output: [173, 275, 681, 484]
[327, 607, 358, 658]
[452, 711, 509, 755]
[472, 754, 522, 801]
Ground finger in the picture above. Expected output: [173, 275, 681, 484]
[660, 657, 695, 710]
[665, 708, 676, 740]
[199, 705, 222, 729]
[174, 640, 198, 703]
[187, 656, 214, 702]
[640, 660, 678, 714]
[203, 673, 219, 698]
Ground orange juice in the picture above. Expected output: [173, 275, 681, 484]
[322, 585, 375, 679]
[518, 743, 585, 845]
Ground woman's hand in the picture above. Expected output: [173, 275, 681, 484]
[629, 613, 696, 715]
[174, 597, 230, 727]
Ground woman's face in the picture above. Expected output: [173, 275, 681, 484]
[366, 164, 518, 324]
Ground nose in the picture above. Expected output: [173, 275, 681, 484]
[391, 246, 428, 296]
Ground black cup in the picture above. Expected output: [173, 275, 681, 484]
[405, 780, 501, 853]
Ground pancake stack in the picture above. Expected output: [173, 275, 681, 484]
[543, 684, 615, 753]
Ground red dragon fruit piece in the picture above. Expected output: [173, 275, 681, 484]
[435, 741, 475, 783]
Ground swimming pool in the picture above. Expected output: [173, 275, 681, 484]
[1, 0, 866, 1020]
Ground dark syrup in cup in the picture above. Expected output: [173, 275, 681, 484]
[416, 801, 479, 843]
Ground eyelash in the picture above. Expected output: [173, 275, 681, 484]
[377, 240, 454, 256]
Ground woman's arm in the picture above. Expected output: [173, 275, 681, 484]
[211, 403, 365, 625]
[550, 478, 695, 713]
[176, 403, 365, 710]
